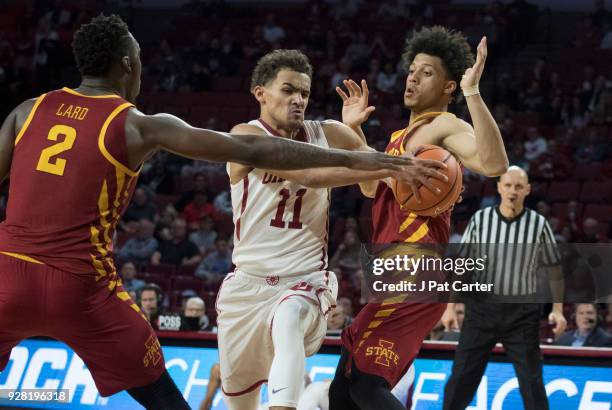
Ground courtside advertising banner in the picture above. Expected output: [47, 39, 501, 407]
[0, 339, 610, 409]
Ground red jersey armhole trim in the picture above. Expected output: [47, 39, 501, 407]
[14, 94, 47, 146]
[98, 103, 139, 177]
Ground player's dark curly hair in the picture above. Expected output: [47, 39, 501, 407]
[250, 49, 313, 91]
[402, 26, 474, 89]
[72, 14, 131, 77]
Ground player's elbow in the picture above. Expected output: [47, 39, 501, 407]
[483, 160, 509, 177]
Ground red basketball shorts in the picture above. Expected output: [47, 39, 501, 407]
[341, 301, 446, 387]
[0, 253, 165, 396]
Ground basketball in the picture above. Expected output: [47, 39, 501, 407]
[392, 144, 463, 216]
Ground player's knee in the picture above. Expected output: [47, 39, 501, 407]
[273, 299, 309, 337]
[348, 371, 388, 406]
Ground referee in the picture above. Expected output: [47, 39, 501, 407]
[442, 166, 567, 410]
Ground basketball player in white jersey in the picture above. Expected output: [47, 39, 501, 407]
[216, 49, 447, 410]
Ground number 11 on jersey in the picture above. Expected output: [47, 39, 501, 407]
[270, 188, 306, 229]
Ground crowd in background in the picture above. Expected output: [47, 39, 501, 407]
[0, 0, 611, 347]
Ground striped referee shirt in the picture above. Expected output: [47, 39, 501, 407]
[460, 206, 561, 296]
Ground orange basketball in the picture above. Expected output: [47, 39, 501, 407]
[392, 144, 463, 217]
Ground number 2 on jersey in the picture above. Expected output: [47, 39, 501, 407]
[36, 124, 77, 176]
[270, 188, 306, 229]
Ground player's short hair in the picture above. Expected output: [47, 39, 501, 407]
[72, 14, 131, 77]
[250, 49, 313, 91]
[402, 26, 474, 88]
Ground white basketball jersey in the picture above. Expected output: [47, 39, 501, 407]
[230, 119, 332, 278]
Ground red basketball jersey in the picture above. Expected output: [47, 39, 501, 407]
[371, 112, 452, 245]
[0, 88, 138, 279]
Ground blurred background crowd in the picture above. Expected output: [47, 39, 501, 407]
[0, 0, 611, 347]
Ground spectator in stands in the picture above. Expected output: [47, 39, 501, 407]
[189, 216, 218, 255]
[574, 127, 607, 163]
[263, 14, 285, 44]
[155, 205, 178, 242]
[331, 0, 361, 20]
[187, 62, 211, 92]
[180, 296, 211, 331]
[573, 16, 603, 48]
[592, 83, 612, 123]
[218, 27, 243, 75]
[244, 25, 266, 60]
[556, 303, 612, 347]
[377, 61, 399, 93]
[520, 80, 544, 112]
[377, 0, 411, 20]
[117, 219, 159, 264]
[213, 190, 232, 215]
[327, 305, 350, 336]
[151, 218, 201, 267]
[123, 187, 157, 223]
[536, 201, 551, 219]
[563, 200, 582, 233]
[175, 173, 207, 212]
[138, 283, 164, 328]
[562, 96, 590, 129]
[139, 152, 175, 194]
[195, 238, 232, 283]
[507, 143, 530, 172]
[440, 303, 465, 341]
[601, 22, 612, 49]
[120, 262, 145, 294]
[605, 303, 612, 331]
[343, 32, 369, 71]
[330, 58, 351, 90]
[330, 230, 361, 271]
[336, 296, 355, 322]
[183, 191, 217, 229]
[578, 217, 606, 243]
[523, 126, 547, 161]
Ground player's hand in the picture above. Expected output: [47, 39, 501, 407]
[460, 37, 487, 90]
[336, 79, 375, 129]
[345, 150, 423, 171]
[391, 157, 448, 203]
[548, 310, 567, 339]
[441, 304, 459, 331]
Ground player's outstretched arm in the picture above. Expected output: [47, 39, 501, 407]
[442, 37, 508, 176]
[129, 110, 413, 172]
[229, 122, 446, 198]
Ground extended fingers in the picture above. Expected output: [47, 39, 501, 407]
[424, 167, 448, 182]
[410, 183, 422, 203]
[336, 86, 349, 101]
[361, 79, 370, 98]
[419, 176, 441, 194]
[419, 158, 447, 169]
[347, 79, 362, 97]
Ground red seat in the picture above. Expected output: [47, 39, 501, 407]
[146, 264, 176, 276]
[551, 202, 584, 219]
[547, 182, 580, 202]
[171, 275, 205, 292]
[573, 163, 602, 180]
[583, 204, 612, 223]
[580, 182, 612, 203]
[138, 273, 171, 290]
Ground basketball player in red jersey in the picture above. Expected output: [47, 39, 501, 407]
[0, 15, 420, 410]
[329, 27, 509, 409]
